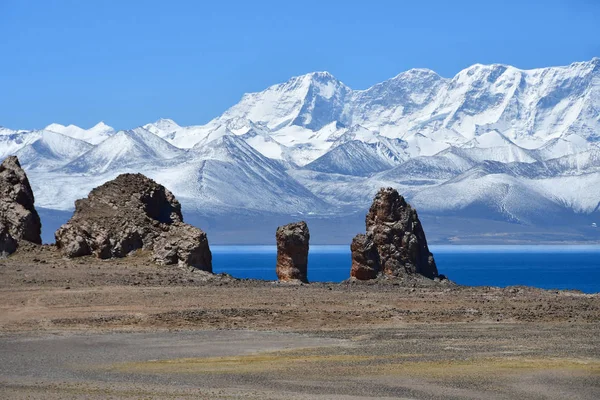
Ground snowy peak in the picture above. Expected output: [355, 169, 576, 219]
[127, 127, 185, 159]
[403, 133, 451, 157]
[89, 121, 113, 132]
[61, 128, 183, 174]
[283, 71, 346, 100]
[192, 134, 274, 165]
[239, 128, 286, 161]
[421, 59, 600, 144]
[142, 118, 181, 138]
[332, 125, 380, 144]
[567, 57, 600, 74]
[290, 72, 352, 130]
[0, 130, 42, 160]
[45, 121, 115, 144]
[304, 137, 409, 176]
[214, 71, 351, 131]
[45, 123, 81, 135]
[15, 130, 92, 170]
[462, 130, 517, 148]
[355, 68, 445, 106]
[0, 126, 20, 135]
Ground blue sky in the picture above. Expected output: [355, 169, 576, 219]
[1, 0, 598, 130]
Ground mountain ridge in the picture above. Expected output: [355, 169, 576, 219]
[2, 58, 600, 243]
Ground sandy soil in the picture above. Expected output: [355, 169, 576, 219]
[0, 244, 599, 399]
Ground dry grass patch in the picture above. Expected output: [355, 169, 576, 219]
[111, 347, 600, 380]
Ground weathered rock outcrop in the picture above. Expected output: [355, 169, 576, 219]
[350, 234, 380, 280]
[350, 188, 438, 280]
[153, 223, 212, 269]
[276, 221, 309, 282]
[0, 156, 42, 256]
[55, 173, 212, 271]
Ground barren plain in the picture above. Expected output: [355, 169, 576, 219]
[0, 244, 598, 399]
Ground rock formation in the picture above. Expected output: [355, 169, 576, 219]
[0, 156, 42, 256]
[153, 223, 212, 270]
[350, 187, 438, 280]
[350, 234, 380, 280]
[276, 221, 310, 282]
[55, 173, 212, 271]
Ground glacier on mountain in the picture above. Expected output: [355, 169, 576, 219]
[2, 58, 600, 243]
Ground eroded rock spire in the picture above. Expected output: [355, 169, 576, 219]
[351, 188, 438, 280]
[276, 221, 310, 282]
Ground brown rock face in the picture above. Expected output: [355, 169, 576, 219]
[276, 221, 309, 282]
[153, 223, 212, 269]
[55, 173, 212, 271]
[0, 156, 42, 256]
[350, 187, 438, 280]
[350, 234, 380, 280]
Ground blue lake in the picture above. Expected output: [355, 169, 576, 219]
[212, 245, 600, 293]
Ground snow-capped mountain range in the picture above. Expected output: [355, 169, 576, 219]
[2, 58, 600, 243]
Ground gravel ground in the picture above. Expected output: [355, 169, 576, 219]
[0, 244, 599, 399]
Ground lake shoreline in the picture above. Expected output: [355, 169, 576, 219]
[209, 244, 600, 293]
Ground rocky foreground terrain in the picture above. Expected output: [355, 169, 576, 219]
[1, 244, 599, 399]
